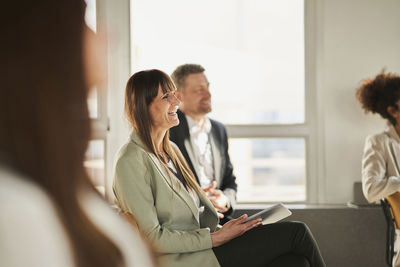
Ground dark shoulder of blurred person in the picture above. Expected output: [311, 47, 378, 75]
[0, 1, 155, 267]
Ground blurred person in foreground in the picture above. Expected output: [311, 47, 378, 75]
[0, 1, 154, 266]
[113, 69, 326, 267]
[169, 64, 237, 224]
[357, 70, 400, 267]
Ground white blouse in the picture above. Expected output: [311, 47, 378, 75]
[362, 124, 400, 203]
[166, 160, 203, 216]
[186, 115, 215, 188]
[0, 166, 154, 267]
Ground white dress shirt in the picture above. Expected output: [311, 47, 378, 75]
[186, 115, 214, 188]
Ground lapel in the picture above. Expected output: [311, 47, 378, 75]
[386, 124, 400, 144]
[184, 139, 201, 179]
[176, 111, 201, 182]
[197, 185, 219, 228]
[386, 124, 400, 175]
[180, 111, 222, 186]
[130, 131, 200, 222]
[210, 124, 222, 187]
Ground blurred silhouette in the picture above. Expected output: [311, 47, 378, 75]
[0, 1, 154, 266]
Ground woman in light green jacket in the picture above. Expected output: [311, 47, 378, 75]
[113, 69, 326, 267]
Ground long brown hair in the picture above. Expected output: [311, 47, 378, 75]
[1, 1, 123, 267]
[125, 69, 203, 194]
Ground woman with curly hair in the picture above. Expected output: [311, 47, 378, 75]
[356, 70, 400, 203]
[356, 70, 400, 266]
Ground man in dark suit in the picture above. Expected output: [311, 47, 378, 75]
[170, 64, 237, 223]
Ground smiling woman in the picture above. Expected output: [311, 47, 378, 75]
[149, 88, 180, 133]
[113, 69, 326, 267]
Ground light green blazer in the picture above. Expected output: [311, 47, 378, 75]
[113, 131, 220, 267]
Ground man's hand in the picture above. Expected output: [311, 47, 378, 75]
[203, 181, 229, 213]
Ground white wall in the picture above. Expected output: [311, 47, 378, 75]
[317, 0, 400, 203]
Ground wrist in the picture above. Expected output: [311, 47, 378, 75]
[210, 232, 223, 247]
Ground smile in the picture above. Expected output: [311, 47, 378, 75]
[168, 107, 179, 116]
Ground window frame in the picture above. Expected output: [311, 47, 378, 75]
[86, 0, 112, 201]
[96, 0, 324, 204]
[226, 0, 323, 204]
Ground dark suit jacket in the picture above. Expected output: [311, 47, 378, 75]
[169, 110, 237, 215]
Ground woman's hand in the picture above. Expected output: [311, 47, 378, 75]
[210, 214, 262, 247]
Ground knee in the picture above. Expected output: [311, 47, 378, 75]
[288, 221, 310, 233]
[296, 255, 311, 267]
[286, 221, 315, 241]
[295, 255, 311, 267]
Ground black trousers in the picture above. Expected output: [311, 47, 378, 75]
[212, 221, 326, 267]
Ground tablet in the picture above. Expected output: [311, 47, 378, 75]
[243, 203, 292, 225]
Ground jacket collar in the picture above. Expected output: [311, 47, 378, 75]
[177, 110, 190, 137]
[176, 111, 223, 186]
[385, 123, 400, 143]
[186, 114, 212, 135]
[130, 130, 148, 150]
[129, 130, 202, 223]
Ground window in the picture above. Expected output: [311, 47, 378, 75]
[84, 0, 109, 197]
[131, 0, 313, 203]
[85, 0, 98, 119]
[230, 138, 305, 202]
[84, 0, 96, 32]
[84, 140, 105, 195]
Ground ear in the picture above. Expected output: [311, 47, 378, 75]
[387, 106, 399, 119]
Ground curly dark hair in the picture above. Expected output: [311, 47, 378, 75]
[356, 70, 400, 125]
[171, 63, 205, 91]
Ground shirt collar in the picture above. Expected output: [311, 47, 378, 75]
[186, 115, 211, 135]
